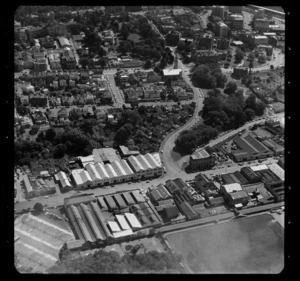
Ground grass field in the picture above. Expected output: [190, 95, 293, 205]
[165, 214, 284, 273]
[15, 213, 75, 273]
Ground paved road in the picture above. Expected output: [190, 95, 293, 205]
[159, 53, 205, 179]
[160, 201, 284, 234]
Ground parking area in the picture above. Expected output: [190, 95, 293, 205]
[15, 213, 75, 273]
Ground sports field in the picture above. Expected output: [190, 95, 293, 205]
[165, 214, 284, 273]
[15, 213, 76, 273]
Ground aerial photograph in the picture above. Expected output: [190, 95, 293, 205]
[14, 5, 285, 274]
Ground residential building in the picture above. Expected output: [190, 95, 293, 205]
[229, 14, 244, 30]
[268, 35, 285, 48]
[194, 173, 219, 197]
[250, 35, 269, 46]
[216, 22, 228, 38]
[228, 6, 243, 14]
[198, 37, 213, 50]
[188, 149, 215, 171]
[217, 38, 230, 50]
[162, 69, 182, 81]
[34, 59, 48, 72]
[193, 50, 227, 64]
[212, 6, 226, 19]
[254, 18, 269, 32]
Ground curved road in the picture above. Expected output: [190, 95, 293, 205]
[160, 53, 205, 179]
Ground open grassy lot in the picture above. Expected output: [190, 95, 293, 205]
[15, 213, 75, 273]
[165, 214, 284, 273]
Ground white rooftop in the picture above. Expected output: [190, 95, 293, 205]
[223, 183, 242, 193]
[124, 213, 142, 228]
[250, 164, 269, 171]
[267, 163, 284, 181]
[107, 221, 121, 232]
[163, 69, 182, 76]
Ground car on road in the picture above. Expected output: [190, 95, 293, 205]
[43, 196, 49, 199]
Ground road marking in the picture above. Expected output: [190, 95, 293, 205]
[15, 227, 60, 250]
[15, 241, 57, 262]
[28, 214, 74, 236]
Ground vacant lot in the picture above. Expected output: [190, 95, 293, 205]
[165, 214, 284, 273]
[15, 212, 75, 273]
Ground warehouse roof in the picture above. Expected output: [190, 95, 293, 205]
[93, 148, 120, 163]
[110, 160, 127, 177]
[128, 156, 144, 172]
[179, 201, 197, 218]
[107, 221, 121, 232]
[56, 171, 71, 188]
[131, 190, 145, 203]
[136, 154, 153, 170]
[97, 197, 108, 211]
[78, 155, 95, 166]
[267, 163, 284, 181]
[250, 164, 269, 171]
[222, 183, 242, 193]
[64, 194, 96, 207]
[115, 215, 131, 230]
[85, 163, 101, 181]
[124, 213, 142, 228]
[119, 159, 134, 175]
[104, 164, 118, 178]
[152, 153, 162, 166]
[144, 153, 160, 169]
[71, 169, 92, 186]
[104, 195, 118, 210]
[113, 194, 127, 209]
[122, 192, 136, 206]
[94, 162, 110, 179]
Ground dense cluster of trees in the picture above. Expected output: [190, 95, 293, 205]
[48, 249, 184, 273]
[191, 65, 227, 89]
[175, 124, 219, 154]
[201, 83, 266, 134]
[235, 48, 244, 63]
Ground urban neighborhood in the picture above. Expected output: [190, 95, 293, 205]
[14, 5, 285, 274]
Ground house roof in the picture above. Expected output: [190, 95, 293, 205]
[163, 69, 182, 76]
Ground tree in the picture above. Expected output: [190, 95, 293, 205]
[255, 101, 266, 116]
[245, 94, 256, 110]
[45, 128, 56, 141]
[53, 143, 66, 158]
[235, 48, 244, 63]
[144, 60, 152, 69]
[258, 54, 267, 64]
[98, 47, 107, 57]
[159, 57, 167, 69]
[79, 57, 90, 68]
[192, 65, 216, 89]
[33, 202, 43, 213]
[245, 108, 255, 121]
[224, 81, 238, 95]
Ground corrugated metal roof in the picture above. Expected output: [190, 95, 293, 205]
[110, 160, 127, 176]
[124, 213, 142, 228]
[107, 221, 121, 232]
[113, 194, 127, 209]
[104, 195, 118, 210]
[85, 163, 101, 181]
[115, 215, 131, 230]
[128, 156, 144, 172]
[267, 163, 284, 181]
[94, 163, 110, 179]
[119, 159, 134, 175]
[97, 197, 108, 210]
[136, 154, 153, 170]
[144, 153, 160, 169]
[104, 163, 118, 178]
[122, 192, 136, 206]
